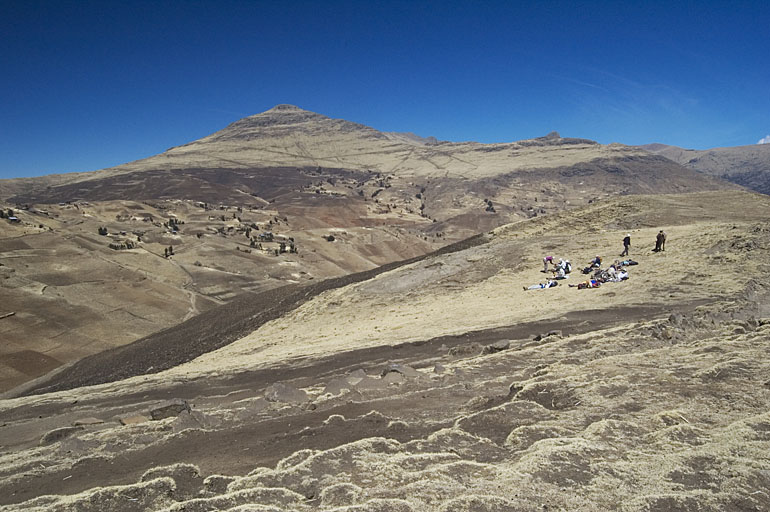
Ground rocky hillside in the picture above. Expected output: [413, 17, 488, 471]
[2, 190, 769, 511]
[640, 142, 770, 194]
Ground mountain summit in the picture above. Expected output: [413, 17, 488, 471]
[193, 104, 382, 144]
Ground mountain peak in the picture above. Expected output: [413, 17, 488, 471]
[193, 104, 380, 145]
[213, 105, 330, 135]
[243, 104, 327, 123]
[264, 104, 306, 113]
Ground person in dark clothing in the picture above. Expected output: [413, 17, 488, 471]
[654, 230, 664, 252]
[660, 230, 666, 251]
[621, 234, 631, 256]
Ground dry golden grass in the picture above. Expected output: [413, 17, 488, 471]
[2, 190, 769, 511]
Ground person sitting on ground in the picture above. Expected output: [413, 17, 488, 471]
[554, 258, 571, 273]
[552, 266, 568, 279]
[524, 279, 559, 290]
[582, 255, 602, 273]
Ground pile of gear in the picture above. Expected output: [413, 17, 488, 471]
[572, 257, 637, 289]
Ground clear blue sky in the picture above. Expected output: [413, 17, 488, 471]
[2, 0, 768, 178]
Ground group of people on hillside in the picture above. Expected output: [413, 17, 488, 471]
[524, 230, 666, 291]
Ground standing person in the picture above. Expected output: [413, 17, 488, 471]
[543, 255, 554, 272]
[654, 230, 664, 252]
[660, 230, 666, 251]
[621, 233, 631, 256]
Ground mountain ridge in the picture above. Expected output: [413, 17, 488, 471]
[1, 104, 722, 203]
[639, 141, 770, 194]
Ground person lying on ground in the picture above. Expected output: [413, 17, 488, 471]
[570, 279, 601, 289]
[524, 279, 559, 290]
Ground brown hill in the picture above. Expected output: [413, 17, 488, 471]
[640, 142, 770, 194]
[0, 197, 438, 392]
[5, 105, 729, 204]
[2, 106, 735, 247]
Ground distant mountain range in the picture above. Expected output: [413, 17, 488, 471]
[639, 142, 770, 195]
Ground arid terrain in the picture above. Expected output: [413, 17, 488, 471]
[0, 195, 438, 392]
[0, 106, 731, 393]
[1, 106, 769, 511]
[1, 190, 769, 511]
